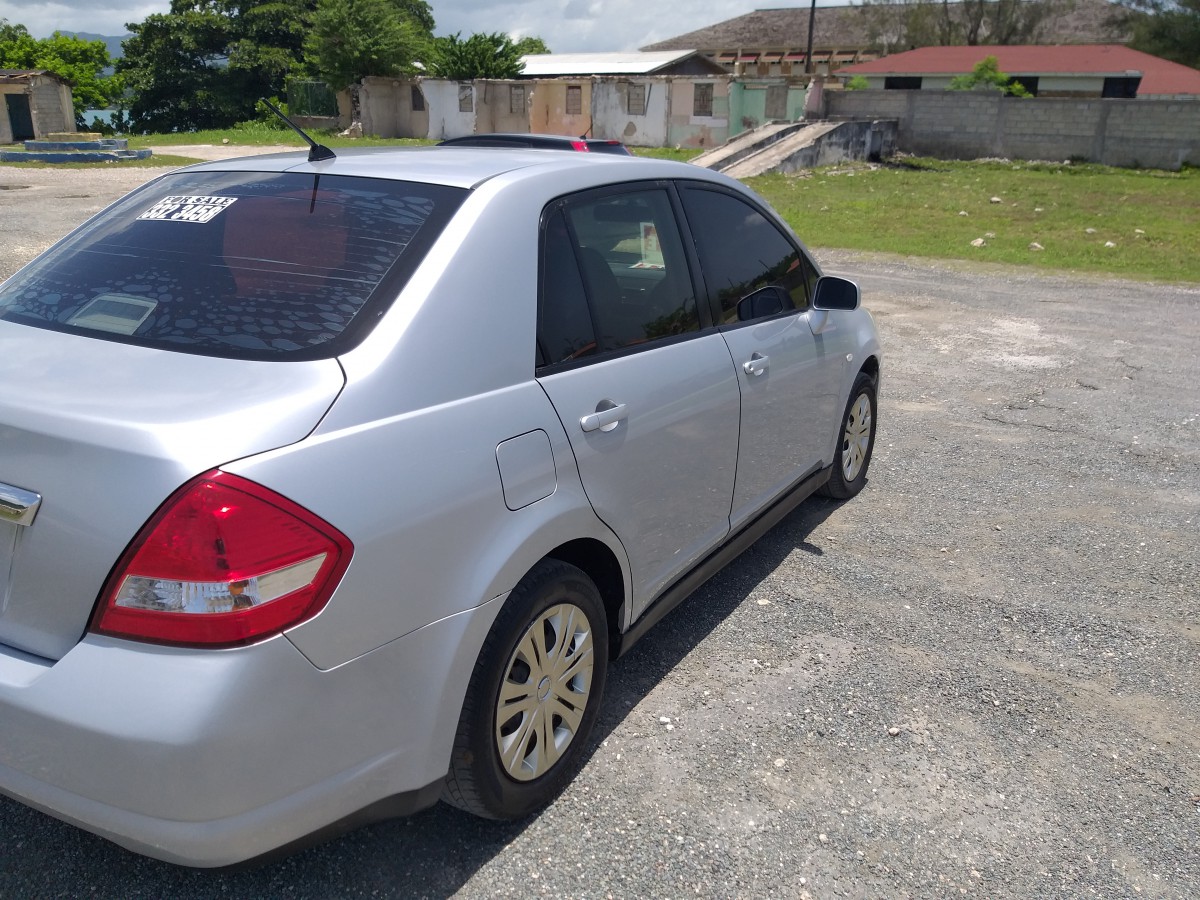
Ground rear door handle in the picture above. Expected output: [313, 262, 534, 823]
[0, 481, 41, 527]
[580, 401, 627, 433]
[743, 353, 769, 377]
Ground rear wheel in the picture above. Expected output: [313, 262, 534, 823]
[443, 560, 608, 819]
[821, 372, 877, 500]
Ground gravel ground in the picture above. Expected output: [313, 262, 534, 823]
[1, 162, 1197, 898]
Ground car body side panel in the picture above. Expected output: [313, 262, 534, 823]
[815, 309, 884, 464]
[719, 311, 842, 529]
[537, 336, 741, 615]
[230, 381, 627, 671]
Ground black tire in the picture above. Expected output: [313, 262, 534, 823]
[442, 559, 609, 819]
[820, 372, 877, 500]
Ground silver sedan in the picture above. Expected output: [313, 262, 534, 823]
[0, 145, 880, 866]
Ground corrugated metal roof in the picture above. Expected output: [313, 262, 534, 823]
[839, 45, 1200, 95]
[520, 51, 706, 76]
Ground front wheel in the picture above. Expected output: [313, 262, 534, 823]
[821, 372, 877, 500]
[443, 560, 608, 819]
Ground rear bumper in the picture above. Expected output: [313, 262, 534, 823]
[0, 595, 502, 867]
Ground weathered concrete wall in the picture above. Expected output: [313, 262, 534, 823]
[358, 77, 429, 139]
[665, 78, 730, 149]
[2, 78, 75, 139]
[530, 80, 592, 138]
[350, 74, 795, 144]
[591, 79, 670, 147]
[34, 81, 75, 134]
[422, 81, 475, 139]
[729, 81, 807, 133]
[827, 90, 1199, 170]
[475, 81, 533, 135]
[0, 92, 12, 144]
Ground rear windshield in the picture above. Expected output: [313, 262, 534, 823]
[0, 171, 466, 360]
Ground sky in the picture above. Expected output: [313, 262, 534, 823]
[0, 0, 816, 54]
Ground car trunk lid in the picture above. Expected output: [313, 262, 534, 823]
[0, 323, 345, 661]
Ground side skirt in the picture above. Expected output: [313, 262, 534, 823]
[612, 464, 832, 658]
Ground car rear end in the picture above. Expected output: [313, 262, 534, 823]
[0, 157, 489, 864]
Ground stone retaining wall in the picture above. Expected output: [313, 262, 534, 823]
[826, 90, 1198, 170]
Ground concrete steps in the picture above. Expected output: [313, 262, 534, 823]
[691, 119, 898, 177]
[689, 122, 809, 173]
[0, 138, 153, 163]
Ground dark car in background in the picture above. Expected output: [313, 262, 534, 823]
[438, 133, 632, 154]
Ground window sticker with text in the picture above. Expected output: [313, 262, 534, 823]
[137, 196, 237, 224]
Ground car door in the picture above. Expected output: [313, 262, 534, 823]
[535, 186, 740, 614]
[679, 183, 842, 529]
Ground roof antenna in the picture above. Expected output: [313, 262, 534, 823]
[259, 97, 336, 162]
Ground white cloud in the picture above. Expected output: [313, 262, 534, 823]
[0, 0, 794, 54]
[0, 1, 161, 37]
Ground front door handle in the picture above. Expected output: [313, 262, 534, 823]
[580, 401, 627, 433]
[743, 353, 769, 377]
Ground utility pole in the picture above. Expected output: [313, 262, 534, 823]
[805, 0, 817, 75]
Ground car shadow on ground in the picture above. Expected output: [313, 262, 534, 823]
[0, 493, 844, 896]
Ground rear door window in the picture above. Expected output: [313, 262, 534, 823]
[0, 172, 466, 360]
[537, 186, 701, 369]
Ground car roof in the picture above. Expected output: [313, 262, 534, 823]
[174, 145, 710, 191]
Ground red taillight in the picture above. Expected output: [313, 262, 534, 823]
[570, 140, 590, 152]
[91, 471, 352, 648]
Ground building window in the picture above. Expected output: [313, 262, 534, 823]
[1102, 76, 1140, 98]
[1010, 76, 1039, 96]
[566, 84, 582, 115]
[510, 85, 526, 114]
[765, 84, 788, 119]
[627, 83, 646, 116]
[693, 83, 713, 117]
[458, 84, 473, 112]
[884, 76, 922, 90]
[411, 85, 425, 111]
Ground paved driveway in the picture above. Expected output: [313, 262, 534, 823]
[1, 162, 1197, 897]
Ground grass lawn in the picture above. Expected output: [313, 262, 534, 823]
[748, 159, 1200, 283]
[125, 123, 433, 150]
[0, 154, 201, 169]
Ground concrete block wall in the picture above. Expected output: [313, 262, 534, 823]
[826, 90, 1198, 170]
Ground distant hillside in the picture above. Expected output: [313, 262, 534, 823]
[67, 32, 129, 61]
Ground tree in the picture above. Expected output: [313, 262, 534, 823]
[853, 0, 1067, 51]
[0, 19, 120, 126]
[304, 0, 433, 91]
[1117, 0, 1200, 69]
[116, 0, 317, 133]
[948, 54, 1031, 94]
[513, 36, 551, 56]
[428, 32, 527, 80]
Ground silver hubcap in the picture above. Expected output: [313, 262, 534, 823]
[495, 602, 595, 782]
[841, 393, 873, 482]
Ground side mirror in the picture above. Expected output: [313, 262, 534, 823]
[812, 275, 860, 311]
[736, 286, 787, 321]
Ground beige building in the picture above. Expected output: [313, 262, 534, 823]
[1, 70, 76, 143]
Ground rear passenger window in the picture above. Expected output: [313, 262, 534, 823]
[538, 188, 700, 369]
[680, 186, 812, 325]
[538, 209, 597, 366]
